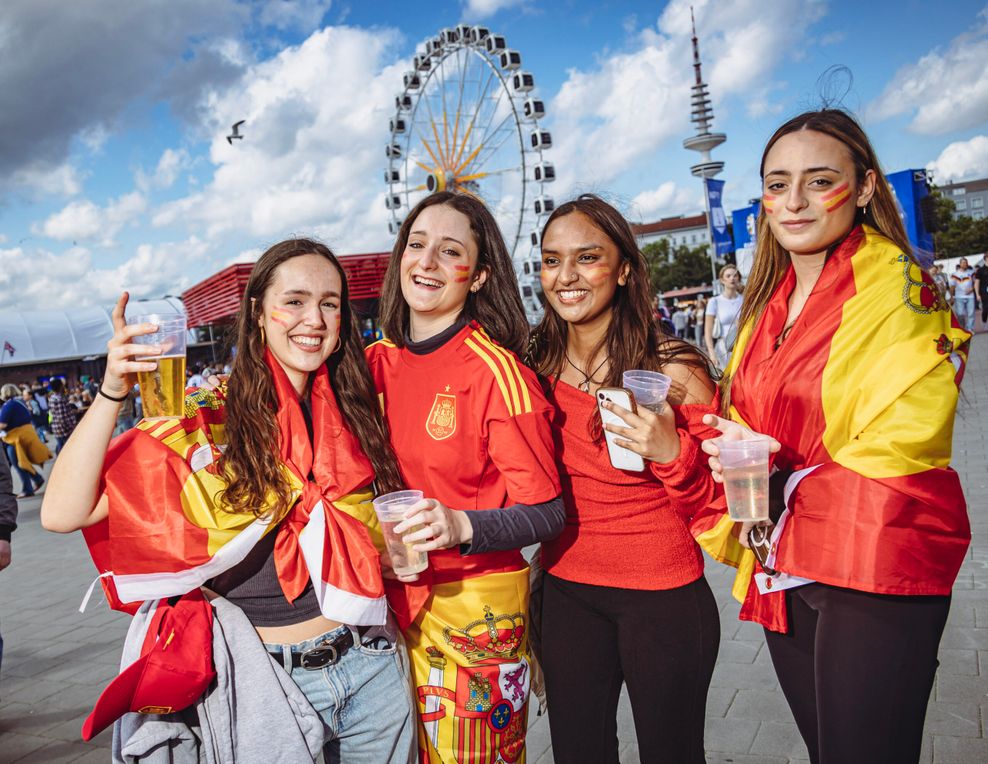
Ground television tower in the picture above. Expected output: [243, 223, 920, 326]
[681, 7, 725, 289]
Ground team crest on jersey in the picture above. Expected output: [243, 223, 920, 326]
[426, 393, 457, 440]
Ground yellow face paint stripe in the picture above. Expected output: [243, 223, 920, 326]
[464, 337, 515, 416]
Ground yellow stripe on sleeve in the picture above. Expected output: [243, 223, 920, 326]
[470, 330, 522, 415]
[464, 337, 515, 416]
[473, 329, 533, 414]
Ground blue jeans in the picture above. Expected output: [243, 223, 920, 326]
[954, 295, 976, 332]
[265, 624, 415, 763]
[5, 444, 42, 496]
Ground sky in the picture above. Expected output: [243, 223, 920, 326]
[1, 0, 986, 310]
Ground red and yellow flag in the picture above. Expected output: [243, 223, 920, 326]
[694, 226, 971, 631]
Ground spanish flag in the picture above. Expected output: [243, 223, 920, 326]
[693, 226, 971, 632]
[83, 351, 389, 625]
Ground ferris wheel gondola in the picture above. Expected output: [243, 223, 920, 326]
[385, 26, 554, 322]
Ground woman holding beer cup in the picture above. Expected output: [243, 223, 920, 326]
[366, 190, 563, 762]
[41, 239, 416, 760]
[527, 194, 722, 763]
[699, 109, 971, 764]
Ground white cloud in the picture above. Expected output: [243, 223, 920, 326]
[869, 9, 988, 134]
[548, 0, 826, 194]
[137, 148, 191, 191]
[151, 26, 406, 253]
[39, 191, 147, 245]
[629, 181, 700, 222]
[258, 0, 332, 31]
[926, 135, 988, 184]
[0, 238, 205, 310]
[225, 247, 263, 267]
[461, 0, 528, 20]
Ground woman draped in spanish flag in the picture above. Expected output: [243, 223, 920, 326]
[696, 110, 971, 764]
[41, 240, 416, 761]
[365, 191, 563, 763]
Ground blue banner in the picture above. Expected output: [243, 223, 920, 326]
[705, 178, 733, 257]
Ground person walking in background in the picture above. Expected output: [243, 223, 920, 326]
[704, 264, 744, 368]
[693, 294, 707, 345]
[951, 256, 976, 331]
[529, 195, 721, 763]
[671, 304, 689, 338]
[21, 388, 45, 442]
[974, 254, 988, 327]
[1, 384, 50, 499]
[930, 264, 951, 306]
[0, 461, 16, 682]
[47, 378, 77, 456]
[700, 109, 970, 764]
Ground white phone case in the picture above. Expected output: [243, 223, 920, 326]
[597, 387, 645, 472]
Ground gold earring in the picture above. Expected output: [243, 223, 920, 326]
[259, 324, 266, 346]
[333, 336, 342, 354]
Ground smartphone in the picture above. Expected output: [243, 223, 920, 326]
[597, 386, 645, 472]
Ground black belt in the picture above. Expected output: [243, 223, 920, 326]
[269, 629, 355, 671]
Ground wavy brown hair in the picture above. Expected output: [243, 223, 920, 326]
[379, 191, 530, 356]
[221, 238, 403, 520]
[725, 109, 913, 407]
[529, 194, 717, 405]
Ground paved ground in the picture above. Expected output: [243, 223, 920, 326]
[1, 333, 986, 763]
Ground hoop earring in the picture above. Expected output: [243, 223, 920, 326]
[332, 336, 342, 354]
[259, 324, 266, 346]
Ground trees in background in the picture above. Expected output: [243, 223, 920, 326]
[641, 239, 721, 294]
[931, 192, 988, 260]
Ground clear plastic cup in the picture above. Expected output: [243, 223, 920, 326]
[371, 489, 428, 576]
[622, 370, 672, 413]
[128, 314, 187, 419]
[718, 440, 771, 522]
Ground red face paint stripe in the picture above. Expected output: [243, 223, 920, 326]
[452, 264, 470, 272]
[762, 195, 775, 212]
[821, 182, 850, 201]
[453, 276, 470, 282]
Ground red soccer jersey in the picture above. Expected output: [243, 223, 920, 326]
[366, 322, 559, 517]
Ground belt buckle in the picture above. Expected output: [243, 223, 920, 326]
[300, 638, 342, 670]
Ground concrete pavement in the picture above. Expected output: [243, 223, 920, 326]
[2, 333, 986, 763]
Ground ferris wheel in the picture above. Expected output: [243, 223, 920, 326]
[384, 25, 554, 320]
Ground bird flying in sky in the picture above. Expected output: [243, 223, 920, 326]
[227, 120, 245, 145]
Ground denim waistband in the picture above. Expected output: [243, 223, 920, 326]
[262, 624, 351, 654]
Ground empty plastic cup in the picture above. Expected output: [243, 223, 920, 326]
[371, 490, 429, 576]
[622, 370, 672, 413]
[718, 440, 771, 522]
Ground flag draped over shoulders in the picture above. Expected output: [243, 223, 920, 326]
[693, 225, 971, 632]
[84, 350, 388, 625]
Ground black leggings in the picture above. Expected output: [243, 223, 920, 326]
[540, 573, 719, 763]
[764, 583, 950, 764]
[981, 292, 988, 323]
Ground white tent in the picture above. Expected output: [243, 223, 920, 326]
[0, 298, 186, 368]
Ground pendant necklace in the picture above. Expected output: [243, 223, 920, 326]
[564, 353, 608, 392]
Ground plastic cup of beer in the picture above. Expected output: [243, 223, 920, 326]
[622, 370, 672, 413]
[372, 489, 429, 577]
[129, 314, 187, 420]
[718, 439, 771, 522]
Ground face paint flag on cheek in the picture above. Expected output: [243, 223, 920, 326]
[762, 195, 775, 215]
[453, 264, 471, 283]
[270, 308, 293, 327]
[822, 182, 851, 213]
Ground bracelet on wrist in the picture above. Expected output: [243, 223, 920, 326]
[98, 387, 129, 403]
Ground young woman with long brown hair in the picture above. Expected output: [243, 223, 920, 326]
[528, 194, 722, 763]
[366, 190, 563, 762]
[41, 239, 415, 761]
[700, 110, 971, 764]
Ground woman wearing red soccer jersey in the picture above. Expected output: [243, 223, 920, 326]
[700, 110, 970, 764]
[366, 191, 563, 763]
[527, 194, 722, 763]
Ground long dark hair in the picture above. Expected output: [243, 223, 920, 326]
[529, 194, 716, 396]
[378, 191, 530, 356]
[221, 238, 403, 520]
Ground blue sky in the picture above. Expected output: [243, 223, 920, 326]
[1, 0, 986, 309]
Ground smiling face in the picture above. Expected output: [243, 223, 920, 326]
[761, 129, 875, 260]
[399, 203, 487, 339]
[540, 211, 630, 329]
[260, 253, 343, 394]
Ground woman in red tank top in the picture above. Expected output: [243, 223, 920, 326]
[527, 194, 723, 763]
